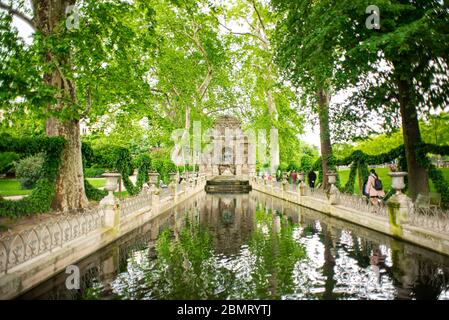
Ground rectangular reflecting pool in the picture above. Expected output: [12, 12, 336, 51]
[19, 191, 449, 300]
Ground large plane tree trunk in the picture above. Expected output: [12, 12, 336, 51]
[34, 0, 88, 212]
[317, 88, 333, 190]
[397, 77, 430, 201]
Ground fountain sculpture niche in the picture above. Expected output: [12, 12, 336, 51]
[202, 116, 252, 193]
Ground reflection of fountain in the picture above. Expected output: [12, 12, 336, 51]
[199, 194, 253, 255]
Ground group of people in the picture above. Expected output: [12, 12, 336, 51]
[278, 169, 318, 189]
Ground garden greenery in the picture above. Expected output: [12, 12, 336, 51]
[0, 135, 65, 217]
[0, 137, 162, 217]
[14, 153, 45, 189]
[311, 144, 449, 208]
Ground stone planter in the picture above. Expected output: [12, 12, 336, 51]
[148, 172, 159, 186]
[327, 172, 337, 185]
[103, 173, 120, 192]
[387, 172, 411, 232]
[100, 173, 121, 205]
[327, 172, 339, 205]
[388, 172, 407, 194]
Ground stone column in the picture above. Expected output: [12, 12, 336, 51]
[100, 173, 121, 230]
[282, 177, 288, 199]
[236, 164, 242, 176]
[327, 172, 339, 205]
[150, 184, 160, 216]
[169, 180, 177, 203]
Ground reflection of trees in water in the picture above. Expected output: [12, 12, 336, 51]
[21, 192, 449, 300]
[298, 216, 449, 300]
[411, 260, 449, 300]
[108, 208, 306, 300]
[249, 207, 306, 299]
[321, 226, 337, 300]
[390, 246, 449, 300]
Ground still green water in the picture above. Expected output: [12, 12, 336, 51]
[19, 192, 449, 300]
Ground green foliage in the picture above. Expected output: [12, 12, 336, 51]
[84, 167, 106, 178]
[299, 155, 314, 174]
[0, 135, 65, 217]
[106, 148, 151, 196]
[0, 152, 20, 175]
[250, 207, 305, 298]
[313, 142, 449, 208]
[14, 153, 45, 189]
[416, 143, 449, 209]
[149, 149, 177, 184]
[84, 179, 107, 202]
[343, 163, 358, 194]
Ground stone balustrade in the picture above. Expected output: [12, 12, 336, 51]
[0, 173, 207, 299]
[250, 172, 449, 257]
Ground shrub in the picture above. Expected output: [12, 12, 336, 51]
[0, 136, 65, 217]
[0, 152, 20, 176]
[14, 153, 45, 189]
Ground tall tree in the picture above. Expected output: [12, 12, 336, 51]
[148, 0, 233, 132]
[0, 0, 156, 211]
[321, 0, 449, 200]
[215, 0, 304, 168]
[273, 0, 337, 189]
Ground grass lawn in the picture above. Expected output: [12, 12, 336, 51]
[0, 178, 107, 197]
[338, 167, 449, 195]
[0, 179, 34, 197]
[87, 178, 106, 189]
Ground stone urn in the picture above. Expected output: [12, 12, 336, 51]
[387, 172, 411, 229]
[100, 173, 121, 205]
[148, 172, 159, 186]
[327, 171, 337, 185]
[327, 171, 339, 204]
[388, 172, 407, 194]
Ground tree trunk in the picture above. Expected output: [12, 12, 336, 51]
[34, 0, 88, 211]
[317, 88, 333, 190]
[47, 118, 88, 211]
[397, 78, 430, 200]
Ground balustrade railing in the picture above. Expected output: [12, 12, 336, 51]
[120, 192, 152, 219]
[408, 208, 449, 233]
[335, 192, 389, 218]
[0, 176, 206, 276]
[0, 207, 106, 274]
[304, 186, 328, 201]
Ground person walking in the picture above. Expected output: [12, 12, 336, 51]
[308, 170, 317, 189]
[365, 169, 385, 206]
[291, 170, 297, 184]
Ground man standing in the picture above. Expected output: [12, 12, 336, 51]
[308, 170, 317, 189]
